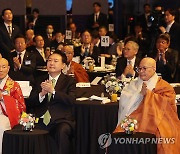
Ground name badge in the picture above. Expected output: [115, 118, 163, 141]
[25, 60, 31, 65]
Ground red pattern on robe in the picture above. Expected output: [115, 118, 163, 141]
[2, 77, 26, 128]
[71, 61, 89, 83]
[114, 78, 180, 154]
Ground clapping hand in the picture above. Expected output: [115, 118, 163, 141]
[13, 57, 20, 70]
[40, 80, 54, 97]
[157, 49, 166, 64]
[140, 82, 147, 96]
[123, 65, 135, 76]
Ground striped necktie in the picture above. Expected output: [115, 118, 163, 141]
[8, 25, 12, 37]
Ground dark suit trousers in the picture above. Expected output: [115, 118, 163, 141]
[36, 120, 74, 154]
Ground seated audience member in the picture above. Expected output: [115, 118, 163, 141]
[114, 57, 180, 154]
[50, 31, 65, 50]
[28, 51, 76, 154]
[151, 33, 178, 82]
[116, 41, 124, 58]
[89, 30, 101, 65]
[101, 32, 118, 64]
[63, 45, 89, 83]
[98, 26, 109, 54]
[0, 58, 26, 154]
[30, 35, 48, 78]
[74, 30, 92, 63]
[43, 24, 55, 48]
[115, 41, 141, 79]
[25, 29, 35, 48]
[69, 22, 81, 40]
[31, 35, 47, 68]
[9, 35, 36, 85]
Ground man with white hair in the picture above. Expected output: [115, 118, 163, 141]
[114, 57, 180, 154]
[115, 41, 141, 79]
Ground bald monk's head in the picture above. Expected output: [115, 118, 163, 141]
[138, 57, 156, 81]
[63, 45, 74, 63]
[0, 58, 10, 80]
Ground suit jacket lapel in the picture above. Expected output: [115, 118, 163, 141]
[55, 73, 65, 90]
[3, 24, 10, 38]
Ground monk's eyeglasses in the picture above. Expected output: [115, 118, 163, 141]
[137, 66, 154, 72]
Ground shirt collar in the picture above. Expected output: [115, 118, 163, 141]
[167, 20, 174, 27]
[49, 73, 61, 83]
[127, 56, 136, 67]
[95, 12, 100, 16]
[4, 22, 12, 28]
[16, 50, 26, 56]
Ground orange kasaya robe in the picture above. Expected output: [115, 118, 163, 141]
[2, 77, 26, 128]
[114, 78, 180, 154]
[71, 61, 89, 83]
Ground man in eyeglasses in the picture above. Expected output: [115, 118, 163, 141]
[114, 57, 180, 154]
[115, 40, 141, 79]
[150, 33, 178, 82]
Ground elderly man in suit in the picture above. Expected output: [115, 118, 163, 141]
[0, 58, 26, 154]
[8, 35, 36, 86]
[0, 8, 21, 66]
[28, 51, 76, 154]
[115, 40, 141, 79]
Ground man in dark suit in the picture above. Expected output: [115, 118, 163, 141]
[137, 3, 151, 34]
[28, 51, 76, 154]
[9, 35, 36, 86]
[43, 24, 55, 48]
[150, 33, 178, 82]
[159, 9, 180, 53]
[29, 35, 48, 78]
[116, 41, 141, 79]
[87, 2, 108, 31]
[0, 8, 21, 66]
[159, 9, 180, 82]
[32, 35, 47, 64]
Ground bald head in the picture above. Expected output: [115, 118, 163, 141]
[0, 58, 9, 66]
[0, 58, 10, 80]
[138, 57, 156, 81]
[64, 45, 74, 63]
[26, 29, 34, 40]
[140, 57, 156, 70]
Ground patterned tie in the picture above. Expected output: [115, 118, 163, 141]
[128, 60, 132, 65]
[40, 49, 46, 62]
[95, 14, 98, 22]
[43, 79, 56, 125]
[18, 53, 22, 64]
[8, 26, 12, 37]
[85, 47, 89, 57]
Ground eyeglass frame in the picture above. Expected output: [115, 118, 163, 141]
[136, 66, 155, 72]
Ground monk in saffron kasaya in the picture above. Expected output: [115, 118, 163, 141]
[0, 58, 26, 154]
[63, 45, 89, 83]
[114, 57, 180, 154]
